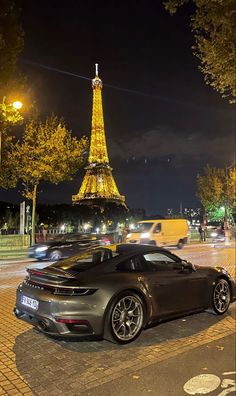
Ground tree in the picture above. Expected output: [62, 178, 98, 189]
[197, 164, 236, 222]
[164, 0, 236, 103]
[0, 0, 24, 166]
[0, 0, 24, 97]
[4, 115, 88, 243]
[0, 97, 24, 165]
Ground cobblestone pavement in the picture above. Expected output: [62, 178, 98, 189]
[0, 245, 235, 396]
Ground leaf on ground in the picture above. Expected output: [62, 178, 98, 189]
[216, 346, 224, 351]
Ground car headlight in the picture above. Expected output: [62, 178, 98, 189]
[141, 232, 150, 238]
[35, 246, 48, 252]
[211, 232, 217, 237]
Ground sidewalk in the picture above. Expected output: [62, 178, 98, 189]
[186, 240, 236, 249]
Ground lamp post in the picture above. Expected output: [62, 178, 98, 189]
[0, 99, 23, 165]
[224, 161, 235, 244]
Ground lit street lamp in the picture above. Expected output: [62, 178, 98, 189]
[12, 100, 23, 110]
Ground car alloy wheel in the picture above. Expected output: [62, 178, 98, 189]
[107, 292, 144, 344]
[49, 250, 62, 261]
[212, 279, 230, 314]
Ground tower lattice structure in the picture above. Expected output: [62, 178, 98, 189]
[72, 65, 126, 208]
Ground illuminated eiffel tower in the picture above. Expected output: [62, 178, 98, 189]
[72, 64, 126, 208]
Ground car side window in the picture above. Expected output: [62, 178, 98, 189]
[116, 256, 144, 272]
[143, 252, 181, 271]
[154, 223, 162, 233]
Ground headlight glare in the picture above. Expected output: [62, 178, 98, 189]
[35, 246, 48, 252]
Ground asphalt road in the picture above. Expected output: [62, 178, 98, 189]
[0, 243, 235, 396]
[81, 334, 236, 396]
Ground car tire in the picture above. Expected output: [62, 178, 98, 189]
[210, 278, 231, 315]
[177, 239, 184, 249]
[49, 250, 62, 261]
[104, 291, 145, 344]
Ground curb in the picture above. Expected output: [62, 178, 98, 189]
[0, 258, 36, 265]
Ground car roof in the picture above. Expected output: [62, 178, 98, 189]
[115, 243, 166, 255]
[50, 244, 176, 273]
[138, 219, 186, 223]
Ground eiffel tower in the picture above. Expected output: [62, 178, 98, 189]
[72, 64, 126, 209]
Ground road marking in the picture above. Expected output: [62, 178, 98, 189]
[184, 373, 236, 395]
[184, 374, 221, 394]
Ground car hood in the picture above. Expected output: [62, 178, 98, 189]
[195, 264, 232, 278]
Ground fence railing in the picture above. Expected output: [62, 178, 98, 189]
[0, 235, 30, 250]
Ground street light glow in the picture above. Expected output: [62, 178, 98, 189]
[13, 100, 23, 109]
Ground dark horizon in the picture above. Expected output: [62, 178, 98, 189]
[1, 0, 235, 214]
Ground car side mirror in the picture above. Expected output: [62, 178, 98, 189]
[182, 260, 196, 272]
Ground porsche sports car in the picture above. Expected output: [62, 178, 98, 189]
[14, 244, 236, 344]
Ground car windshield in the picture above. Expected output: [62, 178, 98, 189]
[51, 248, 119, 272]
[133, 223, 154, 232]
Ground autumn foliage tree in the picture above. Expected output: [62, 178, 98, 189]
[197, 165, 236, 221]
[3, 115, 88, 243]
[0, 0, 24, 97]
[164, 0, 236, 103]
[0, 0, 25, 165]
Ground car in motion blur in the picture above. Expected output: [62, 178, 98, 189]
[28, 234, 109, 261]
[14, 244, 236, 344]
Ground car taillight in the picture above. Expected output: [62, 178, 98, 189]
[27, 269, 45, 276]
[24, 278, 97, 296]
[52, 288, 97, 296]
[55, 318, 89, 324]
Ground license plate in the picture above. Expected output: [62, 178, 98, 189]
[21, 295, 39, 310]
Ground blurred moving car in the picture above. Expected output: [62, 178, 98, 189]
[28, 234, 107, 261]
[15, 244, 236, 344]
[210, 228, 226, 243]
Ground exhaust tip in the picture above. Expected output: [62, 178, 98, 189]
[13, 307, 23, 318]
[38, 320, 48, 331]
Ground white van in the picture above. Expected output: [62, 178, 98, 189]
[126, 219, 189, 249]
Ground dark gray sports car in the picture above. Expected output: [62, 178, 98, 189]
[14, 244, 236, 344]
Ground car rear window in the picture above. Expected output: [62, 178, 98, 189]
[51, 248, 119, 272]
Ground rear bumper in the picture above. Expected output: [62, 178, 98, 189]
[14, 285, 105, 338]
[13, 307, 96, 337]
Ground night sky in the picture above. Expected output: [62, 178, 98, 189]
[1, 0, 235, 214]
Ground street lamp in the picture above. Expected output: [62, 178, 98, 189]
[13, 100, 23, 110]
